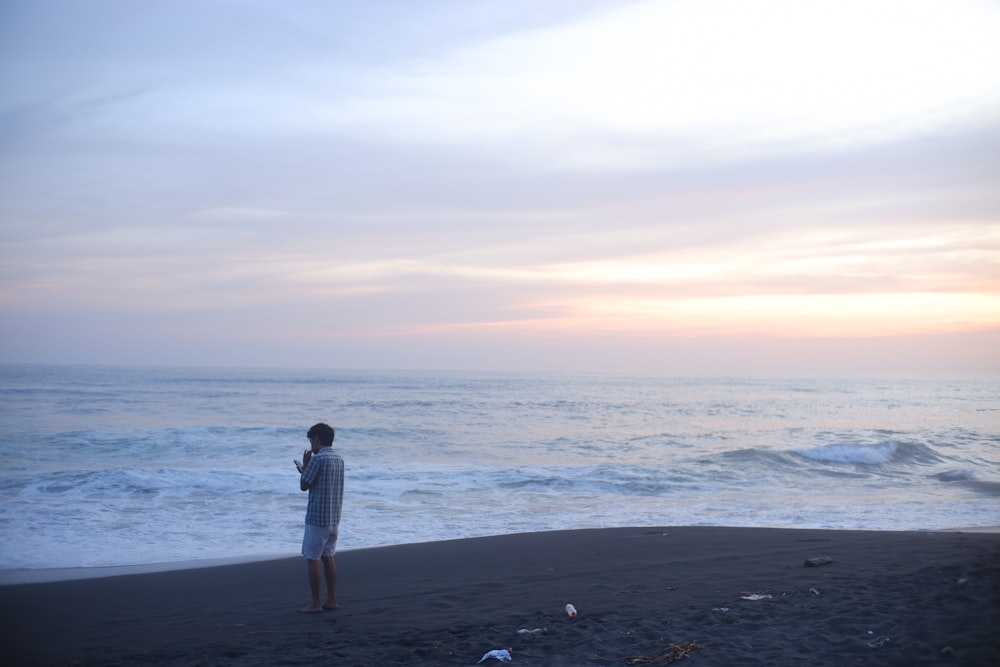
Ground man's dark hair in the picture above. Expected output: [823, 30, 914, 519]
[307, 423, 335, 448]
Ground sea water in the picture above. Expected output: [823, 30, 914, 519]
[0, 364, 997, 571]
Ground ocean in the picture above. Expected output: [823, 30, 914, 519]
[1, 364, 998, 572]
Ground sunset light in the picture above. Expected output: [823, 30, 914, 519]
[1, 0, 998, 373]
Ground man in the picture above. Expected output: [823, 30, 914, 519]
[298, 422, 345, 613]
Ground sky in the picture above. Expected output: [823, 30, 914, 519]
[1, 0, 999, 375]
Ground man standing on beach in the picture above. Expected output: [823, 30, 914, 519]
[298, 422, 345, 613]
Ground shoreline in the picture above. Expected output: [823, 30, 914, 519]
[0, 552, 295, 585]
[2, 525, 999, 665]
[3, 523, 998, 586]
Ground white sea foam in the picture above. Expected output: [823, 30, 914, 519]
[794, 442, 898, 465]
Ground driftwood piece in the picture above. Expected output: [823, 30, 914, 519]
[626, 641, 705, 665]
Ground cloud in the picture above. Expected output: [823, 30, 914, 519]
[1, 0, 998, 373]
[314, 0, 1000, 170]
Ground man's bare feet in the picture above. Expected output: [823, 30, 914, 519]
[299, 604, 324, 613]
[321, 600, 339, 610]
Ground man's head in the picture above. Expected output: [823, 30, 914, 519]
[307, 423, 335, 450]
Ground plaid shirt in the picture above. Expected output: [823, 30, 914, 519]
[301, 448, 345, 527]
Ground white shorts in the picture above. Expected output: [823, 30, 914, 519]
[302, 524, 339, 560]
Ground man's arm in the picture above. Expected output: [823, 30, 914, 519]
[300, 450, 314, 491]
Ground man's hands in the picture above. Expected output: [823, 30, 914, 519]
[300, 450, 313, 491]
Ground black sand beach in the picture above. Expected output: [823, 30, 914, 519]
[2, 526, 999, 666]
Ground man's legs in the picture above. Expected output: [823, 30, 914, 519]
[301, 524, 339, 613]
[302, 558, 324, 613]
[321, 555, 338, 609]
